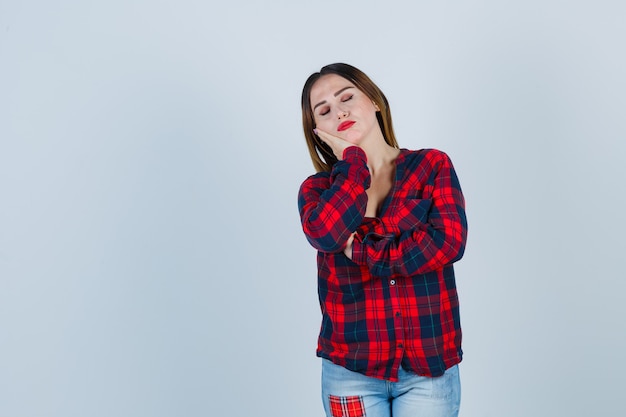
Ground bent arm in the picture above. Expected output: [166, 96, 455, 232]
[351, 152, 467, 277]
[298, 147, 370, 253]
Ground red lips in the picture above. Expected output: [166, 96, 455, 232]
[337, 121, 355, 132]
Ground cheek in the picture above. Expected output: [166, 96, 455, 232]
[314, 118, 333, 130]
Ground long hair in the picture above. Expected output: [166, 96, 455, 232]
[301, 63, 399, 172]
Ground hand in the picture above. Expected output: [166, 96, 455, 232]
[343, 233, 355, 260]
[314, 128, 355, 161]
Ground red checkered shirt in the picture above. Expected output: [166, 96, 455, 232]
[298, 146, 467, 381]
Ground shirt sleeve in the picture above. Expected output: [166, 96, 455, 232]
[298, 147, 371, 253]
[351, 150, 467, 277]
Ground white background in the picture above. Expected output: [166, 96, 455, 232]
[1, 1, 625, 416]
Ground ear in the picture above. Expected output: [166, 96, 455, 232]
[373, 101, 380, 111]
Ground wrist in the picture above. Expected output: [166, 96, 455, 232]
[342, 146, 366, 162]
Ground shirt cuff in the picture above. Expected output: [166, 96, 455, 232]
[342, 146, 367, 163]
[351, 240, 367, 265]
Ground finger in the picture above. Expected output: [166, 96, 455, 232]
[317, 130, 352, 152]
[314, 128, 353, 160]
[314, 128, 340, 144]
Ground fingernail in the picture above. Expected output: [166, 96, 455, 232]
[313, 128, 318, 135]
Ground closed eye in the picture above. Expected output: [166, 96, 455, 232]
[317, 94, 352, 116]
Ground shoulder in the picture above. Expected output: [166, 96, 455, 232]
[400, 148, 454, 169]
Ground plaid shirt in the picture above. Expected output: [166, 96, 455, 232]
[298, 146, 467, 381]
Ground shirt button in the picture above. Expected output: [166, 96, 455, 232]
[395, 312, 401, 317]
[390, 280, 396, 285]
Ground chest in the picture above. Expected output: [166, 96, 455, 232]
[364, 164, 434, 226]
[365, 171, 395, 217]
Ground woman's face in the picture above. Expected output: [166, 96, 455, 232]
[309, 74, 380, 145]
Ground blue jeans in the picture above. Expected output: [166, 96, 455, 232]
[321, 359, 460, 417]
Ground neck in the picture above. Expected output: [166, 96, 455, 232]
[361, 134, 400, 175]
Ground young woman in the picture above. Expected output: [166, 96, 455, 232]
[298, 63, 468, 417]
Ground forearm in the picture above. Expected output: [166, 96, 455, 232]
[351, 152, 467, 276]
[352, 214, 467, 277]
[299, 147, 370, 252]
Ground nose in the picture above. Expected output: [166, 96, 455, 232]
[337, 108, 349, 119]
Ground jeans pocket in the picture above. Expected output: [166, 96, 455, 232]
[430, 365, 458, 399]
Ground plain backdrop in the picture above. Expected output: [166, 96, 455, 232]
[1, 1, 625, 416]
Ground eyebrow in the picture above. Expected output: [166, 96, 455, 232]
[313, 86, 355, 111]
